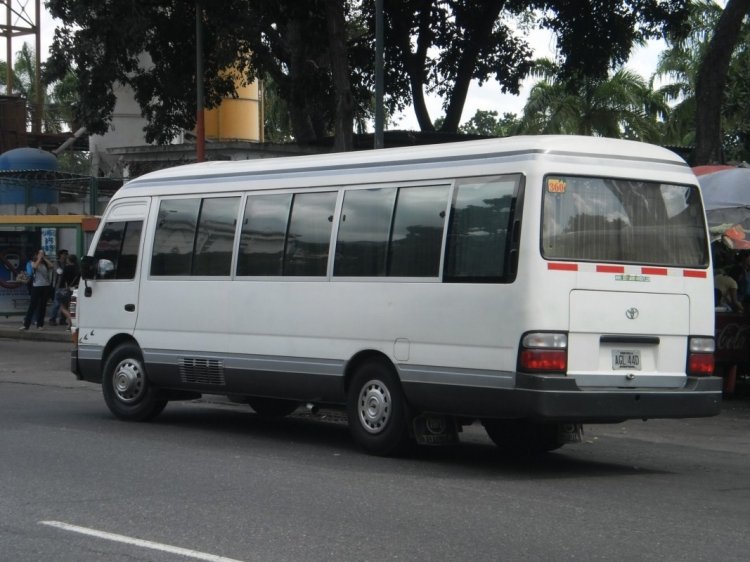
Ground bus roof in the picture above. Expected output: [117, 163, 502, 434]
[123, 135, 689, 190]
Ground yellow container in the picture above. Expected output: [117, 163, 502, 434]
[204, 79, 263, 142]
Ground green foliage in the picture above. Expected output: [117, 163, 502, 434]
[459, 110, 520, 137]
[55, 151, 91, 175]
[530, 0, 691, 82]
[45, 0, 692, 143]
[46, 0, 374, 145]
[377, 1, 687, 132]
[517, 58, 668, 141]
[656, 0, 750, 161]
[0, 42, 77, 133]
[262, 78, 293, 144]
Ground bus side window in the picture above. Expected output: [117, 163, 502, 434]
[334, 184, 451, 278]
[237, 194, 292, 276]
[444, 175, 519, 282]
[388, 185, 450, 277]
[92, 220, 143, 280]
[284, 192, 338, 276]
[192, 197, 240, 276]
[151, 199, 200, 276]
[334, 187, 396, 276]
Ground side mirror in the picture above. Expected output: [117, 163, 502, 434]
[80, 257, 115, 280]
[80, 256, 97, 280]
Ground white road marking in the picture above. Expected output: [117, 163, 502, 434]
[39, 520, 244, 562]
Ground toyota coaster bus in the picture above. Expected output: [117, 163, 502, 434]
[71, 135, 721, 456]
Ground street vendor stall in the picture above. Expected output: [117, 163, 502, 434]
[695, 165, 750, 395]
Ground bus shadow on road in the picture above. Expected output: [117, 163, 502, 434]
[128, 401, 671, 480]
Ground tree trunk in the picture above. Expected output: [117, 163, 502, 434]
[387, 0, 436, 132]
[287, 18, 318, 144]
[324, 0, 353, 151]
[440, 1, 505, 133]
[694, 0, 750, 164]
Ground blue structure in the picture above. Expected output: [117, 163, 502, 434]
[0, 147, 59, 205]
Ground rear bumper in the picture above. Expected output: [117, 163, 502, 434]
[402, 373, 723, 422]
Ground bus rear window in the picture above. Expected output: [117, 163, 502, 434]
[542, 175, 709, 267]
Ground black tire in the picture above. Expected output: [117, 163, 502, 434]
[346, 359, 411, 456]
[247, 397, 299, 418]
[102, 343, 167, 421]
[482, 420, 564, 455]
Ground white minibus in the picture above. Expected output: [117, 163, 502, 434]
[71, 135, 721, 455]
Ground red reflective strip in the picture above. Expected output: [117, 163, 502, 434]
[597, 265, 625, 273]
[548, 262, 578, 271]
[683, 270, 707, 278]
[642, 267, 668, 276]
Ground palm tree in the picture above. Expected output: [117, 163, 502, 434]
[655, 0, 750, 161]
[0, 42, 77, 133]
[517, 58, 668, 142]
[654, 1, 720, 146]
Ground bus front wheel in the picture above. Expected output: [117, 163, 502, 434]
[346, 360, 411, 456]
[102, 343, 167, 421]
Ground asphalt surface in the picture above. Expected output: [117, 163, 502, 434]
[2, 335, 750, 561]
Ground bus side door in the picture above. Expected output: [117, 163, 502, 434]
[81, 199, 149, 337]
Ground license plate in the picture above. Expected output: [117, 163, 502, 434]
[612, 350, 641, 370]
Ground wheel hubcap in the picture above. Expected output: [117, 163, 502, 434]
[113, 359, 145, 404]
[358, 379, 391, 434]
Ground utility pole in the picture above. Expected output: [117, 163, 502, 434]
[374, 0, 384, 149]
[195, 0, 205, 162]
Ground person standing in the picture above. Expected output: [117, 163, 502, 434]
[58, 254, 80, 330]
[48, 249, 69, 326]
[20, 249, 53, 330]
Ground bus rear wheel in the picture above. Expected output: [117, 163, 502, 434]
[346, 360, 411, 456]
[102, 343, 167, 421]
[482, 420, 564, 454]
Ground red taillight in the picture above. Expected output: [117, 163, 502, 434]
[688, 337, 715, 376]
[688, 353, 714, 376]
[518, 332, 568, 373]
[520, 349, 567, 372]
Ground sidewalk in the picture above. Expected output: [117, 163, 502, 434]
[0, 314, 72, 343]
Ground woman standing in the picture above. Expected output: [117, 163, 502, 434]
[20, 249, 53, 330]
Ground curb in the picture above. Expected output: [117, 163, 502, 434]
[0, 323, 71, 343]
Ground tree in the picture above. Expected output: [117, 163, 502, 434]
[694, 0, 750, 164]
[381, 0, 532, 133]
[459, 109, 520, 136]
[0, 42, 76, 133]
[46, 0, 369, 148]
[656, 0, 750, 162]
[517, 59, 668, 140]
[722, 32, 750, 162]
[47, 0, 691, 145]
[380, 0, 689, 133]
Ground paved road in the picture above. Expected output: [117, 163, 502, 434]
[1, 338, 749, 561]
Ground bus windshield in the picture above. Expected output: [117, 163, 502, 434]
[541, 175, 709, 268]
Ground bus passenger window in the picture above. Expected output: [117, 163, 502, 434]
[284, 192, 338, 276]
[444, 175, 519, 282]
[237, 194, 292, 276]
[388, 186, 450, 277]
[335, 187, 396, 276]
[151, 199, 200, 276]
[193, 197, 240, 276]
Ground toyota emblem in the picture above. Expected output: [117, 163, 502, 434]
[625, 307, 639, 320]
